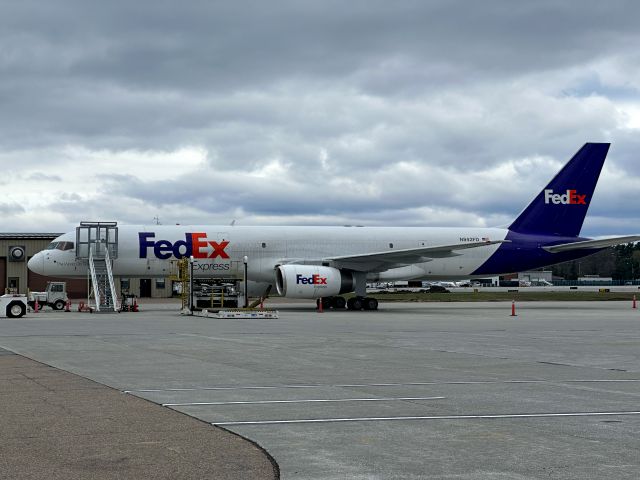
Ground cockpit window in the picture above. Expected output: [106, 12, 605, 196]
[45, 241, 74, 251]
[57, 241, 74, 251]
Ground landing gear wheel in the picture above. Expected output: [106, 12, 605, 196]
[363, 297, 379, 311]
[332, 296, 346, 309]
[317, 297, 333, 310]
[347, 297, 363, 311]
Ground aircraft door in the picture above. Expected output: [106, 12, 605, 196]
[140, 279, 152, 297]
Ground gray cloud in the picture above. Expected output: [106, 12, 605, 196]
[0, 0, 639, 235]
[0, 202, 26, 216]
[25, 172, 63, 182]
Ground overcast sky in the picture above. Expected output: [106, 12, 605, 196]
[1, 0, 639, 236]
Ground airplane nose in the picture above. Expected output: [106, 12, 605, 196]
[27, 253, 45, 275]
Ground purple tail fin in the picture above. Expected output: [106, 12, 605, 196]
[509, 143, 610, 237]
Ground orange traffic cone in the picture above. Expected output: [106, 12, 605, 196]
[510, 300, 517, 317]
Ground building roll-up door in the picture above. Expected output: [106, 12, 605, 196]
[0, 258, 6, 294]
[27, 268, 88, 299]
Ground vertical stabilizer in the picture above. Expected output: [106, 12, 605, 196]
[508, 143, 610, 237]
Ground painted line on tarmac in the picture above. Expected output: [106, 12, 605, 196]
[126, 381, 521, 393]
[212, 411, 640, 426]
[124, 378, 640, 393]
[163, 396, 445, 406]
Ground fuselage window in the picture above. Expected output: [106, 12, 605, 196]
[389, 243, 394, 248]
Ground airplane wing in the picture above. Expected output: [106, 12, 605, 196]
[543, 235, 640, 253]
[318, 239, 508, 272]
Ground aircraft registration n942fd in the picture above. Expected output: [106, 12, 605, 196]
[28, 143, 639, 311]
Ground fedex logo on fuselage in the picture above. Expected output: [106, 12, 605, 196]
[543, 189, 587, 205]
[139, 232, 230, 260]
[296, 274, 327, 285]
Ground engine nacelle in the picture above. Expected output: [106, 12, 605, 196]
[275, 265, 354, 299]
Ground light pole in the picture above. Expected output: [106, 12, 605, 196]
[189, 256, 194, 311]
[243, 256, 248, 308]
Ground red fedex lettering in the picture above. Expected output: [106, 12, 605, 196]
[569, 190, 587, 205]
[192, 234, 230, 259]
[312, 274, 327, 285]
[191, 233, 209, 258]
[209, 240, 230, 259]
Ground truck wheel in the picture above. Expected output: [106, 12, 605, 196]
[53, 300, 65, 310]
[7, 302, 26, 318]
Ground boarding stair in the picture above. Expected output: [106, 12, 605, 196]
[89, 248, 119, 312]
[77, 222, 119, 313]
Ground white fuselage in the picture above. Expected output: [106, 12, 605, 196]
[28, 225, 508, 283]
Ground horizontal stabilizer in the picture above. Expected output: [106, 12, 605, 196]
[543, 235, 640, 253]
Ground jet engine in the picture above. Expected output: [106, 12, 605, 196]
[275, 265, 354, 299]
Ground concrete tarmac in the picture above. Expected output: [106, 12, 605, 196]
[0, 347, 277, 480]
[1, 300, 640, 479]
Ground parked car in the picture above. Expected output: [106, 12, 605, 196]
[426, 285, 450, 293]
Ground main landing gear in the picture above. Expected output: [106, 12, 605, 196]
[316, 271, 378, 311]
[316, 296, 379, 311]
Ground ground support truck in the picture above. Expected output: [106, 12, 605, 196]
[28, 282, 69, 311]
[0, 294, 27, 318]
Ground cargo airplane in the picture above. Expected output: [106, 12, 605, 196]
[28, 143, 639, 310]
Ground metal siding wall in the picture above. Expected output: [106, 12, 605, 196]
[0, 237, 86, 298]
[118, 278, 140, 296]
[0, 238, 52, 294]
[152, 279, 172, 298]
[6, 257, 26, 292]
